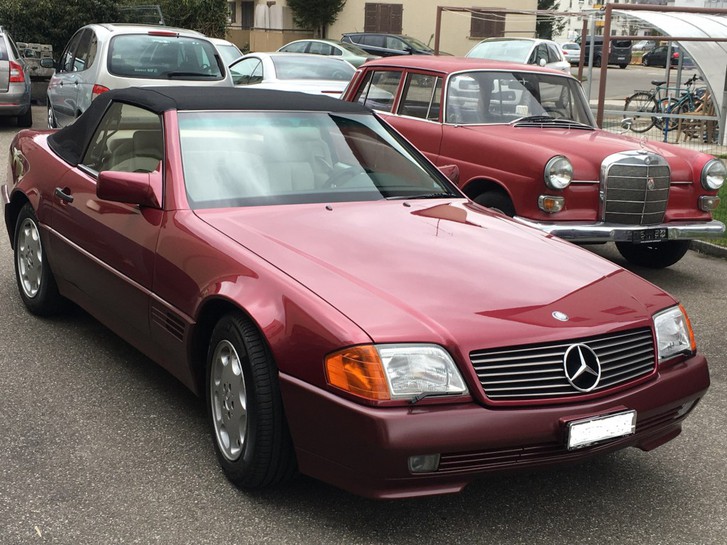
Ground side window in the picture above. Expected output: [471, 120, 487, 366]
[534, 44, 548, 65]
[385, 37, 407, 52]
[309, 42, 334, 55]
[61, 31, 84, 73]
[398, 73, 442, 121]
[230, 57, 263, 85]
[354, 70, 402, 112]
[546, 43, 562, 63]
[283, 42, 307, 53]
[82, 102, 163, 174]
[72, 30, 97, 72]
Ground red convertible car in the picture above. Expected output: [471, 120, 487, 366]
[341, 56, 725, 268]
[3, 87, 709, 499]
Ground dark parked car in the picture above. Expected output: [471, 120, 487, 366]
[341, 56, 725, 268]
[4, 86, 711, 499]
[0, 26, 32, 127]
[578, 36, 632, 68]
[341, 32, 441, 57]
[642, 44, 694, 68]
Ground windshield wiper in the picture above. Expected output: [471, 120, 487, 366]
[386, 192, 456, 200]
[512, 115, 593, 129]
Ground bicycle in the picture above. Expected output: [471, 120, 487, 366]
[623, 73, 703, 133]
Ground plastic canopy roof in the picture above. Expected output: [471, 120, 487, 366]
[615, 9, 727, 127]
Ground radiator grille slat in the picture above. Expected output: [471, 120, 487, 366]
[471, 328, 655, 402]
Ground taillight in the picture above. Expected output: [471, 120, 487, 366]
[9, 61, 25, 83]
[92, 84, 110, 99]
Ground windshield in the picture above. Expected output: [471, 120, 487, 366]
[178, 111, 458, 209]
[467, 40, 533, 63]
[404, 36, 432, 51]
[271, 56, 355, 81]
[445, 70, 594, 126]
[109, 34, 223, 79]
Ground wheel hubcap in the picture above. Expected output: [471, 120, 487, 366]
[210, 340, 247, 461]
[17, 218, 42, 298]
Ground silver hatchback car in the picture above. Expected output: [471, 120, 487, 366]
[47, 23, 233, 128]
[0, 26, 32, 127]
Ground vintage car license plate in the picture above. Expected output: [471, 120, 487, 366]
[566, 410, 637, 450]
[633, 228, 668, 243]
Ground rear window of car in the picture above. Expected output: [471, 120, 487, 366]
[612, 40, 632, 48]
[271, 56, 354, 81]
[108, 34, 223, 80]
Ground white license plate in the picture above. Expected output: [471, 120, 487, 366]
[566, 410, 637, 450]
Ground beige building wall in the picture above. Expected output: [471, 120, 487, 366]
[228, 1, 538, 56]
[327, 1, 538, 57]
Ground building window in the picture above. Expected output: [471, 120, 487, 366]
[470, 9, 505, 39]
[364, 3, 403, 33]
[228, 1, 236, 24]
[241, 1, 254, 29]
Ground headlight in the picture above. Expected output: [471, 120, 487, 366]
[701, 159, 726, 190]
[544, 156, 573, 189]
[325, 344, 467, 402]
[653, 305, 696, 362]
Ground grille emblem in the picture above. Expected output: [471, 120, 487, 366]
[552, 311, 569, 322]
[563, 344, 601, 392]
[647, 177, 655, 190]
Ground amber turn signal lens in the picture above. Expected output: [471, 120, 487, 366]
[325, 345, 391, 401]
[679, 304, 697, 353]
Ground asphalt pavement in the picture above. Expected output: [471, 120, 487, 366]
[1, 106, 725, 545]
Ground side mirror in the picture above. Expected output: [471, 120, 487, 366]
[538, 58, 547, 67]
[438, 164, 460, 184]
[97, 169, 162, 208]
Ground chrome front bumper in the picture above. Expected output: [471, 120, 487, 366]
[514, 217, 726, 243]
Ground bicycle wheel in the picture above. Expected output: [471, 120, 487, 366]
[623, 92, 657, 133]
[653, 97, 679, 131]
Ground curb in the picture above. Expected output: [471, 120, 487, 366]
[690, 240, 727, 259]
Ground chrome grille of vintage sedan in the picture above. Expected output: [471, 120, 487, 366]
[601, 151, 670, 225]
[471, 328, 655, 401]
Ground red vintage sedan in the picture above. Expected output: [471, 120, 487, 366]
[341, 56, 725, 268]
[3, 87, 709, 499]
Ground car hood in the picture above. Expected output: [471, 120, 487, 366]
[196, 200, 672, 351]
[454, 124, 700, 181]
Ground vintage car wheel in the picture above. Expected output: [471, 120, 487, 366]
[206, 312, 296, 489]
[615, 240, 691, 268]
[13, 203, 65, 315]
[474, 191, 515, 217]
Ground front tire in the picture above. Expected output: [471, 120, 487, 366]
[13, 203, 66, 315]
[474, 191, 515, 217]
[47, 105, 57, 129]
[206, 312, 296, 489]
[615, 240, 691, 268]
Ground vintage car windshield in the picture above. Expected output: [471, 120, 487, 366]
[467, 40, 532, 63]
[178, 111, 459, 209]
[446, 70, 594, 126]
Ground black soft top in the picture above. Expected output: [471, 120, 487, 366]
[48, 86, 368, 166]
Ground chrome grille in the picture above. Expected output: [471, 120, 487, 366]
[471, 328, 655, 401]
[601, 151, 670, 225]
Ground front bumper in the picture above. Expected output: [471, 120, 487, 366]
[514, 217, 726, 243]
[280, 353, 709, 499]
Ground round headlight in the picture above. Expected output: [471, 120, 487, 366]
[544, 156, 573, 190]
[701, 159, 726, 190]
